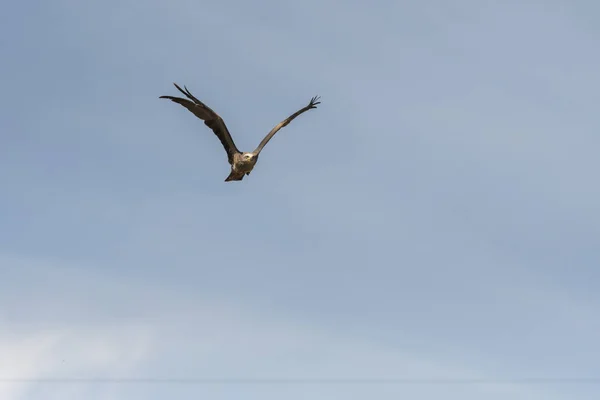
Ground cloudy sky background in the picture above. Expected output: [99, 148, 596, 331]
[1, 0, 600, 399]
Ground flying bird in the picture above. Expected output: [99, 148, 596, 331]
[160, 83, 321, 182]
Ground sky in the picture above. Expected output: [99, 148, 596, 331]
[1, 0, 600, 399]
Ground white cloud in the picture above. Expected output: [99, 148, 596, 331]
[0, 331, 61, 400]
[0, 253, 566, 400]
[0, 323, 152, 400]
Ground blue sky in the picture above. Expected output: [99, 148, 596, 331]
[1, 0, 600, 399]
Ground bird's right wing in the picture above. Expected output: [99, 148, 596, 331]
[160, 83, 240, 164]
[252, 96, 321, 155]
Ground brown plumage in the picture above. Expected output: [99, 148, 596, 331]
[160, 83, 320, 182]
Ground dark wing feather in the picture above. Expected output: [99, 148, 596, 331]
[252, 96, 321, 155]
[160, 83, 240, 164]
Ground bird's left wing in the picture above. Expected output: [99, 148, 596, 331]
[160, 83, 241, 165]
[252, 96, 321, 155]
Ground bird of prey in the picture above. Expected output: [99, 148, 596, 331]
[160, 83, 321, 182]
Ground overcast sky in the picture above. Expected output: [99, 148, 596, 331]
[2, 0, 600, 399]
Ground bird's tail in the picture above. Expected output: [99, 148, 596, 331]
[225, 171, 245, 182]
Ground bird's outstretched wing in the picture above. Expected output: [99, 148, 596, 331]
[160, 83, 240, 164]
[252, 96, 321, 155]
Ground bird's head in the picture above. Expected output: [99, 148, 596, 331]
[242, 153, 256, 162]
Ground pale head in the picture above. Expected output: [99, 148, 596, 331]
[242, 153, 256, 162]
